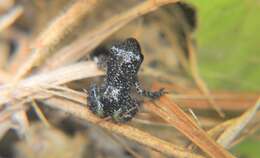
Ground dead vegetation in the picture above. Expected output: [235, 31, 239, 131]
[0, 0, 259, 158]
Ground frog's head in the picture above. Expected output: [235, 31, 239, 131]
[110, 38, 144, 75]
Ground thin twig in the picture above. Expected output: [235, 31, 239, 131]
[217, 97, 260, 148]
[43, 97, 203, 158]
[12, 0, 97, 81]
[146, 96, 235, 158]
[186, 35, 225, 118]
[44, 0, 180, 70]
[0, 5, 23, 32]
[31, 100, 51, 128]
[0, 62, 103, 105]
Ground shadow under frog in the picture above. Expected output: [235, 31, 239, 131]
[87, 38, 165, 123]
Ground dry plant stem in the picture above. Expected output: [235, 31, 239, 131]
[217, 97, 260, 148]
[12, 109, 29, 136]
[229, 123, 260, 148]
[207, 119, 234, 139]
[0, 42, 9, 69]
[186, 35, 225, 118]
[147, 96, 235, 158]
[45, 0, 180, 69]
[0, 0, 14, 12]
[171, 93, 258, 111]
[187, 119, 234, 151]
[6, 30, 30, 73]
[12, 0, 97, 81]
[0, 62, 103, 105]
[107, 133, 144, 158]
[0, 121, 13, 140]
[154, 81, 258, 111]
[0, 5, 23, 32]
[0, 69, 11, 83]
[156, 10, 189, 71]
[43, 97, 203, 158]
[31, 100, 51, 128]
[188, 108, 202, 127]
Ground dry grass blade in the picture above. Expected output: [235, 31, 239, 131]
[0, 62, 103, 105]
[0, 121, 13, 140]
[0, 42, 9, 69]
[217, 97, 260, 148]
[13, 0, 97, 81]
[6, 30, 30, 73]
[0, 0, 14, 12]
[12, 109, 29, 137]
[207, 119, 234, 140]
[186, 35, 225, 118]
[43, 97, 203, 158]
[0, 5, 23, 32]
[156, 10, 190, 71]
[171, 92, 259, 111]
[31, 100, 51, 128]
[107, 133, 144, 158]
[45, 0, 180, 69]
[0, 69, 10, 83]
[187, 119, 234, 151]
[229, 123, 260, 148]
[146, 96, 235, 158]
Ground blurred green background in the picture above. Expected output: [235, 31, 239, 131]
[188, 0, 260, 91]
[187, 0, 260, 157]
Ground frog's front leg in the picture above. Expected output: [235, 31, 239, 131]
[134, 79, 166, 99]
[87, 84, 106, 117]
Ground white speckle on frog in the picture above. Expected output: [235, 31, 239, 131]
[104, 85, 120, 101]
[111, 46, 140, 63]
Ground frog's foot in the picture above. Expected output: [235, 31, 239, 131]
[135, 81, 167, 99]
[87, 85, 105, 117]
[112, 105, 138, 123]
[138, 87, 167, 99]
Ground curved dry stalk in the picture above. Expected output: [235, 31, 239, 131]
[186, 35, 225, 118]
[44, 0, 180, 70]
[0, 62, 103, 105]
[146, 96, 235, 158]
[23, 86, 203, 158]
[43, 97, 204, 158]
[0, 121, 13, 140]
[217, 97, 260, 148]
[0, 0, 14, 12]
[207, 119, 234, 140]
[12, 0, 98, 82]
[229, 123, 260, 148]
[14, 86, 203, 158]
[31, 100, 51, 128]
[0, 69, 11, 83]
[0, 42, 9, 69]
[5, 29, 30, 73]
[0, 5, 23, 32]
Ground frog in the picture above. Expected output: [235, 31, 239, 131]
[87, 38, 165, 123]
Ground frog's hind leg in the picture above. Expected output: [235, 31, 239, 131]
[87, 84, 105, 117]
[112, 99, 139, 123]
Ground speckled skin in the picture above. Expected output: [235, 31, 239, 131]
[87, 38, 165, 123]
